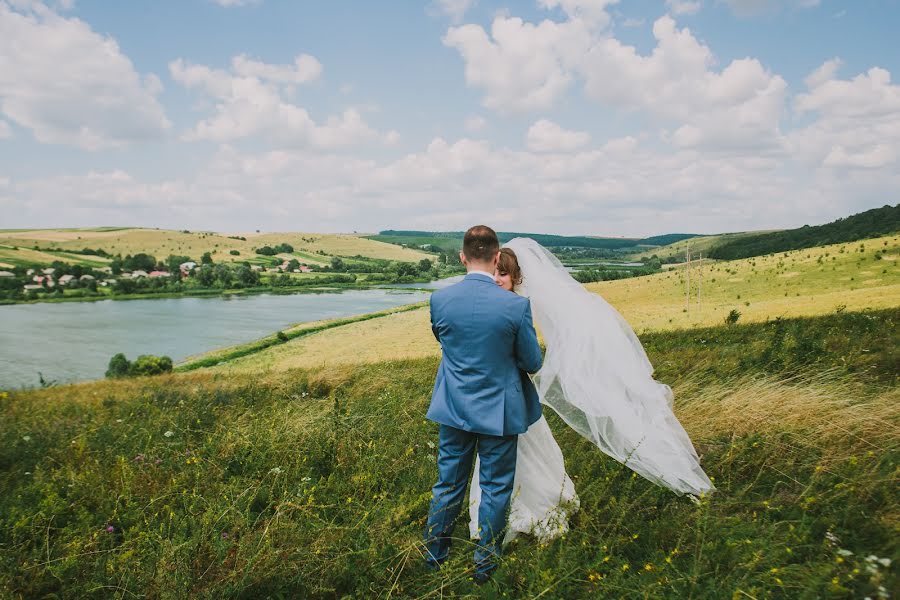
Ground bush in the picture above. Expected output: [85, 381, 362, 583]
[229, 250, 240, 256]
[725, 309, 742, 326]
[105, 353, 173, 378]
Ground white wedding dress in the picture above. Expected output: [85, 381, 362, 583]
[468, 238, 715, 545]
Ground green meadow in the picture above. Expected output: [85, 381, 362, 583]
[1, 308, 897, 598]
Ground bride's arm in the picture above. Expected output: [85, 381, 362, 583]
[514, 301, 542, 374]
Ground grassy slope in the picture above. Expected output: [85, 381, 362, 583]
[0, 229, 433, 266]
[187, 233, 900, 375]
[1, 310, 897, 598]
[593, 233, 900, 333]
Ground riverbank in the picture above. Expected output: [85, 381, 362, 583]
[175, 301, 429, 372]
[0, 277, 451, 306]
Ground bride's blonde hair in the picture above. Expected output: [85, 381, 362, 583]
[498, 248, 523, 290]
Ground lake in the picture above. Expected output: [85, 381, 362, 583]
[0, 288, 430, 389]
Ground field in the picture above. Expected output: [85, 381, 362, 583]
[596, 233, 899, 333]
[0, 228, 433, 267]
[183, 233, 900, 374]
[1, 308, 896, 598]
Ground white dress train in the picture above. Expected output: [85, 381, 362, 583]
[467, 237, 715, 545]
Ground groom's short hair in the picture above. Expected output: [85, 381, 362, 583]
[463, 225, 500, 262]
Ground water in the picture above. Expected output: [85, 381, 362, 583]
[0, 289, 429, 389]
[380, 275, 465, 290]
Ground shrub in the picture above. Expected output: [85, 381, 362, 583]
[725, 309, 741, 326]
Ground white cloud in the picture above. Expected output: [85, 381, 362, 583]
[443, 16, 594, 112]
[0, 1, 170, 149]
[526, 119, 590, 152]
[666, 0, 701, 15]
[789, 62, 900, 170]
[170, 55, 389, 149]
[0, 119, 10, 139]
[464, 115, 488, 133]
[537, 0, 619, 28]
[429, 0, 476, 23]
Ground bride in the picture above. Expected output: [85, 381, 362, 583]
[468, 238, 715, 545]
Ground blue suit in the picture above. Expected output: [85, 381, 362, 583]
[423, 272, 543, 575]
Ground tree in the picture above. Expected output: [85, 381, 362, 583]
[236, 264, 260, 287]
[106, 353, 131, 378]
[196, 264, 216, 287]
[166, 255, 192, 273]
[331, 257, 344, 271]
[130, 355, 173, 376]
[124, 253, 157, 272]
[201, 251, 214, 265]
[287, 258, 300, 272]
[256, 246, 277, 256]
[418, 258, 433, 273]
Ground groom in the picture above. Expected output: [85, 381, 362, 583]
[422, 225, 543, 583]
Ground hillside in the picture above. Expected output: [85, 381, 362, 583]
[1, 310, 896, 597]
[628, 230, 777, 261]
[184, 233, 899, 374]
[0, 228, 433, 268]
[708, 204, 900, 261]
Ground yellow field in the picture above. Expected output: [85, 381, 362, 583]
[597, 233, 900, 332]
[0, 228, 433, 265]
[192, 233, 900, 374]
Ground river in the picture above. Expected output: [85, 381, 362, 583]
[0, 287, 431, 389]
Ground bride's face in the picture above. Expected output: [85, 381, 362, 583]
[494, 268, 513, 292]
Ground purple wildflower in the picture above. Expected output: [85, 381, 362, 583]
[106, 525, 115, 533]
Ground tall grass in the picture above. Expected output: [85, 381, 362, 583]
[1, 314, 897, 598]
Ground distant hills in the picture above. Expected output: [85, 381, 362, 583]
[708, 204, 900, 261]
[370, 231, 702, 253]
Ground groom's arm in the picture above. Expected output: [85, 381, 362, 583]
[515, 301, 543, 374]
[429, 296, 440, 342]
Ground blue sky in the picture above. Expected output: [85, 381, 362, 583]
[1, 0, 898, 236]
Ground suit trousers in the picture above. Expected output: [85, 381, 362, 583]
[423, 424, 518, 575]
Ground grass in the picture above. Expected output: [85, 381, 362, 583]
[592, 233, 900, 333]
[0, 229, 433, 267]
[1, 310, 897, 598]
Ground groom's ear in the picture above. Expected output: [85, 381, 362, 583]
[459, 251, 466, 266]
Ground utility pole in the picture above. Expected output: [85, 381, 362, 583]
[685, 242, 691, 313]
[698, 252, 702, 311]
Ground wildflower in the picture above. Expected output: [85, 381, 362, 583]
[622, 564, 630, 572]
[831, 577, 839, 585]
[164, 430, 174, 438]
[22, 435, 30, 442]
[426, 441, 435, 449]
[837, 549, 853, 557]
[632, 533, 639, 540]
[603, 556, 610, 563]
[154, 458, 162, 465]
[106, 525, 115, 533]
[133, 454, 145, 462]
[588, 572, 602, 582]
[644, 563, 653, 571]
[770, 568, 779, 574]
[221, 532, 229, 539]
[815, 465, 824, 473]
[269, 467, 283, 475]
[775, 578, 783, 585]
[116, 419, 123, 423]
[301, 476, 312, 483]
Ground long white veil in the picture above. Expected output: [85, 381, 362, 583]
[504, 237, 715, 500]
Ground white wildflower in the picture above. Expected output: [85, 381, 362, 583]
[22, 435, 30, 442]
[426, 441, 435, 449]
[163, 430, 174, 437]
[301, 476, 312, 483]
[269, 467, 283, 475]
[837, 549, 854, 557]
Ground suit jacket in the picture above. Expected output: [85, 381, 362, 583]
[426, 272, 543, 436]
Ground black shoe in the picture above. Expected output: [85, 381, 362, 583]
[473, 571, 493, 585]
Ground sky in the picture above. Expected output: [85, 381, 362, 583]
[0, 0, 898, 237]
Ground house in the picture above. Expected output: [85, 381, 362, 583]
[131, 270, 148, 279]
[299, 265, 312, 273]
[26, 269, 35, 276]
[80, 274, 95, 281]
[148, 270, 170, 278]
[0, 271, 14, 277]
[266, 267, 279, 273]
[23, 284, 43, 291]
[179, 261, 197, 274]
[41, 268, 55, 275]
[58, 274, 76, 285]
[32, 275, 55, 287]
[280, 261, 292, 272]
